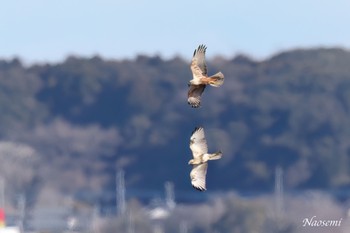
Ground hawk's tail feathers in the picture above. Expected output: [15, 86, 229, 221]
[208, 72, 224, 87]
[208, 151, 222, 160]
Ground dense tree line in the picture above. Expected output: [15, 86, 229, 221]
[1, 48, 350, 206]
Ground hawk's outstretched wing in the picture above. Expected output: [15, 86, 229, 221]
[188, 84, 206, 108]
[190, 126, 208, 158]
[190, 44, 207, 81]
[190, 163, 208, 191]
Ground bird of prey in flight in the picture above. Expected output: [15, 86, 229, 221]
[188, 44, 225, 108]
[188, 126, 222, 191]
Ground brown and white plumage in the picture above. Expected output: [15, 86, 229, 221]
[188, 127, 222, 191]
[188, 45, 225, 108]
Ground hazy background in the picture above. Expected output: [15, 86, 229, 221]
[1, 0, 350, 62]
[1, 1, 350, 233]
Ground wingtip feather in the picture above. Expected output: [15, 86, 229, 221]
[192, 185, 206, 192]
[192, 126, 204, 136]
[187, 99, 201, 108]
[193, 44, 207, 57]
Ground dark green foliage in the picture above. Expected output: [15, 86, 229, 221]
[1, 48, 350, 197]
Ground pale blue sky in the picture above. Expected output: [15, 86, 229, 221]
[1, 0, 350, 63]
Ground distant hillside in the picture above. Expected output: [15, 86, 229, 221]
[1, 47, 350, 205]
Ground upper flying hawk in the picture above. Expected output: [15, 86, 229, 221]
[188, 126, 222, 191]
[188, 45, 225, 108]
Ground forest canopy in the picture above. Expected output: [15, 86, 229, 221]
[1, 48, 350, 204]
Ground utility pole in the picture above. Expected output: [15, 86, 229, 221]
[274, 166, 284, 217]
[17, 194, 26, 233]
[179, 221, 188, 233]
[116, 169, 126, 216]
[92, 204, 100, 233]
[127, 210, 135, 233]
[0, 177, 4, 209]
[165, 182, 175, 210]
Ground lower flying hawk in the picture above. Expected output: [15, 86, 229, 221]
[188, 126, 222, 191]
